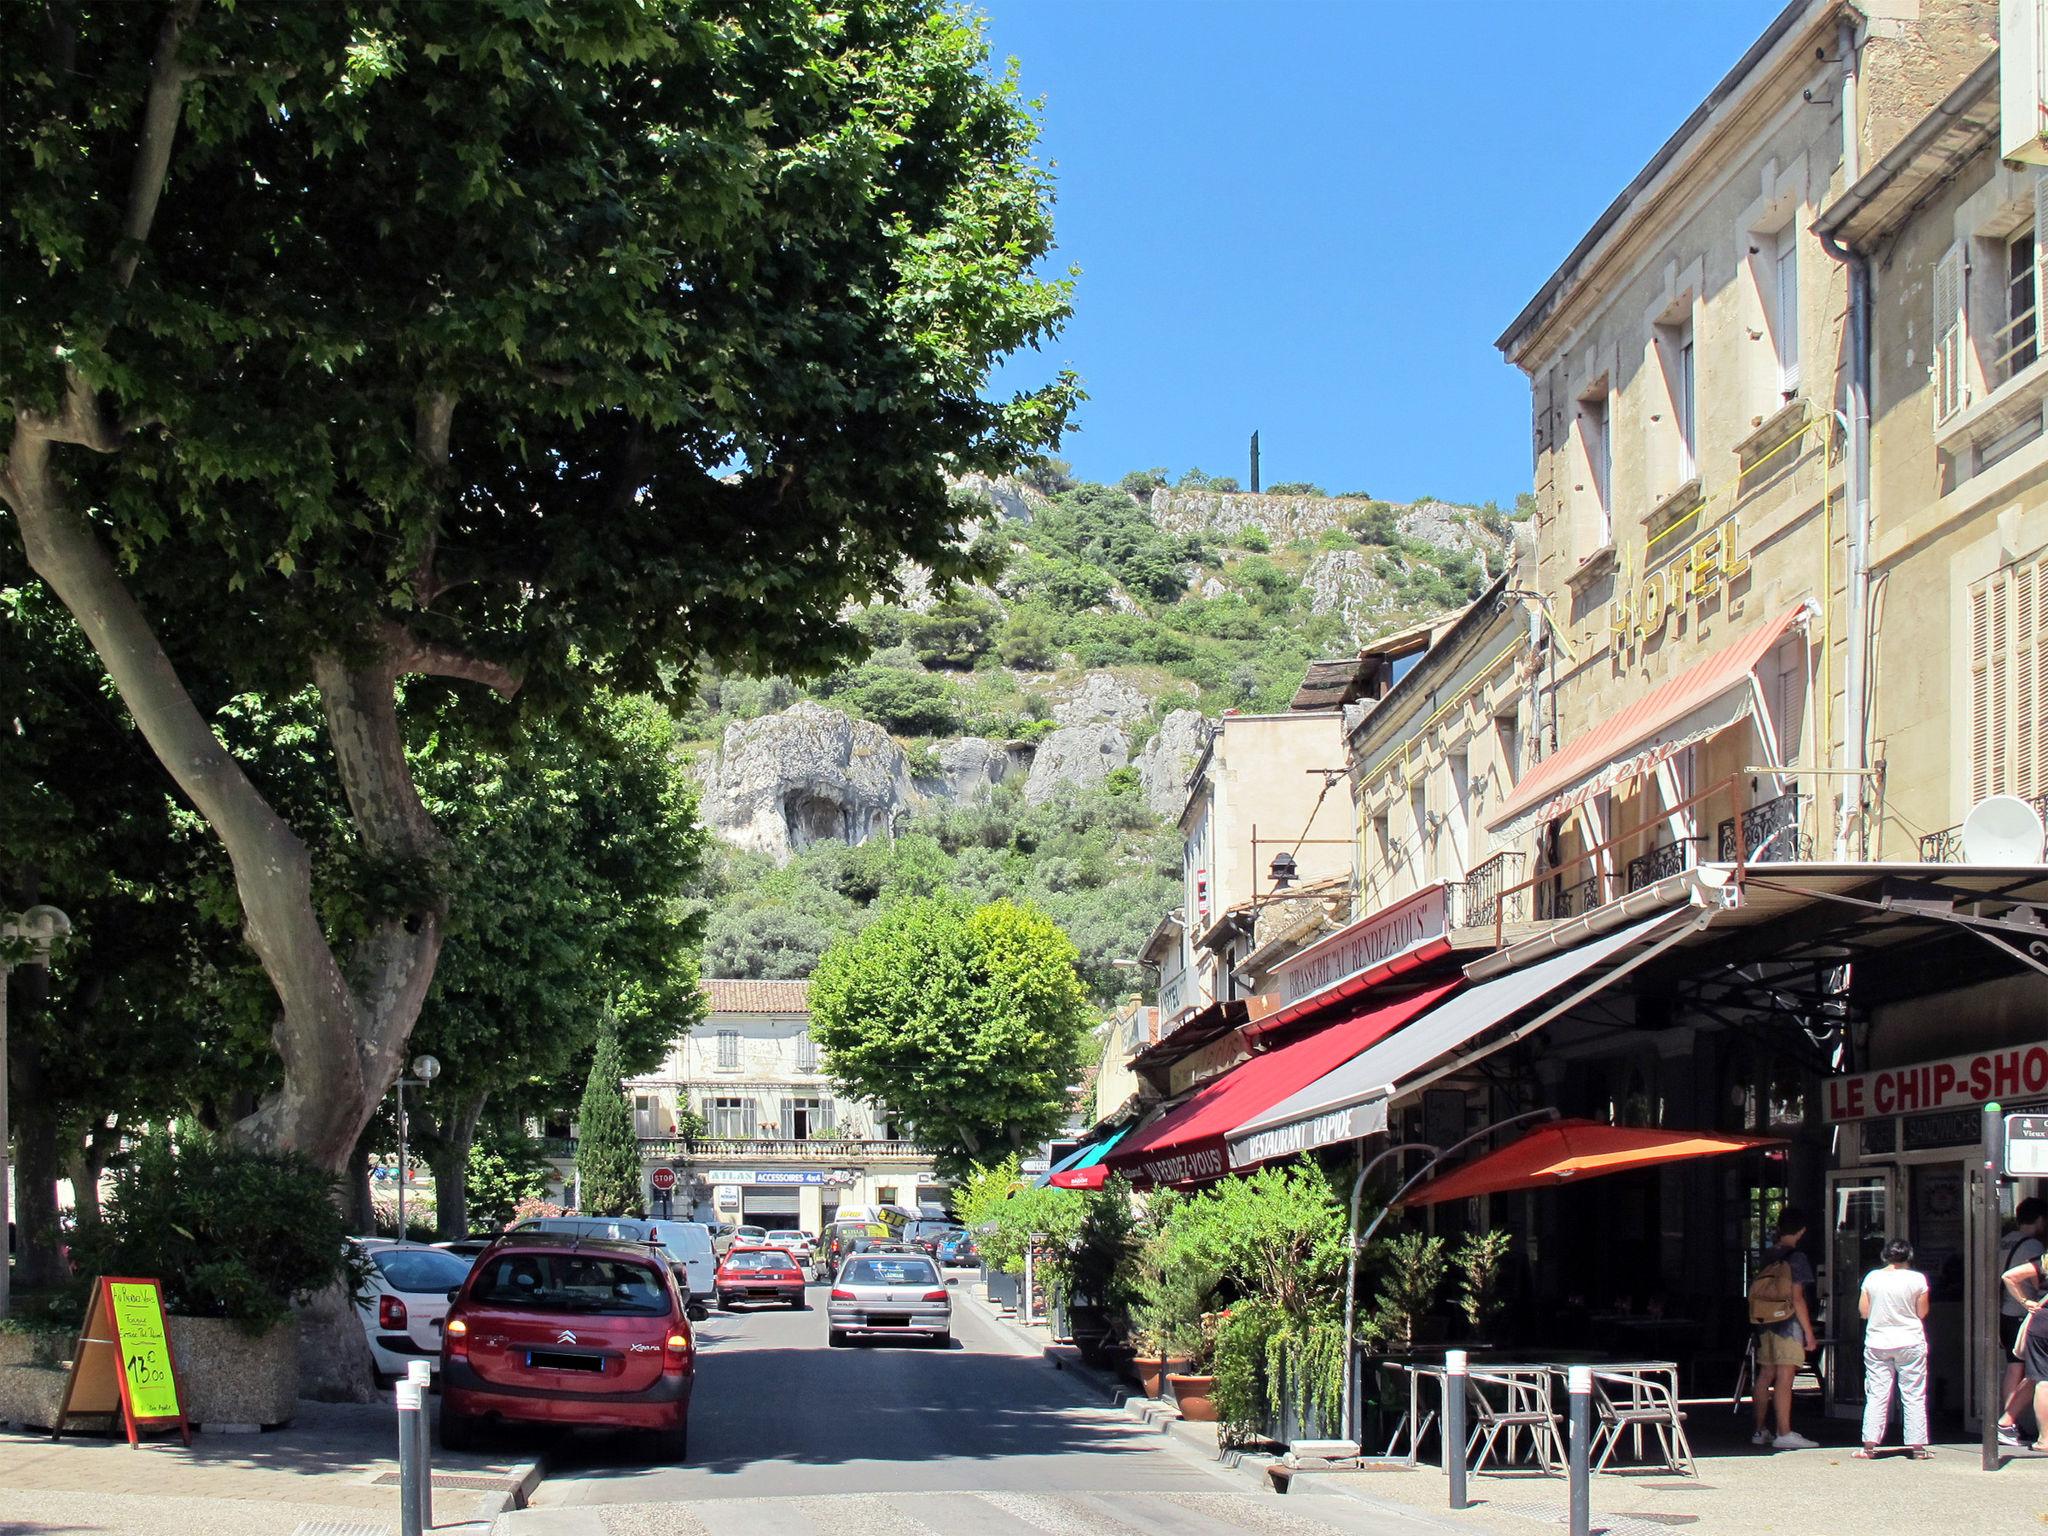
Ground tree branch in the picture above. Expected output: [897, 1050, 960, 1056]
[112, 0, 201, 292]
[380, 619, 521, 699]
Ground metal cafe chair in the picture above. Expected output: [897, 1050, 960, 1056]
[1591, 1366, 1697, 1477]
[1464, 1367, 1567, 1475]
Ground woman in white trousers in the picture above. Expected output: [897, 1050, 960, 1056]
[1857, 1238, 1932, 1459]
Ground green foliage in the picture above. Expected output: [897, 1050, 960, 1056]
[1022, 483, 1196, 605]
[1178, 468, 1241, 493]
[1118, 468, 1169, 498]
[1372, 1230, 1448, 1350]
[1266, 482, 1326, 497]
[71, 1130, 357, 1333]
[1062, 1176, 1141, 1310]
[1149, 1164, 1347, 1317]
[1235, 525, 1271, 552]
[1213, 1298, 1284, 1442]
[906, 595, 1005, 670]
[810, 895, 1092, 1172]
[998, 604, 1061, 669]
[820, 664, 959, 735]
[1454, 1229, 1513, 1335]
[1129, 1219, 1222, 1362]
[1344, 501, 1403, 545]
[1018, 457, 1077, 495]
[465, 1121, 556, 1232]
[575, 1018, 642, 1217]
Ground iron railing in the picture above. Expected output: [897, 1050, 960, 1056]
[1717, 790, 1807, 864]
[1455, 849, 1526, 927]
[1535, 875, 1604, 921]
[1625, 836, 1696, 892]
[1920, 790, 2048, 862]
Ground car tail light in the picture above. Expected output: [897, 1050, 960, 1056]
[663, 1326, 694, 1374]
[921, 1289, 950, 1302]
[444, 1315, 468, 1360]
[830, 1288, 855, 1301]
[379, 1295, 407, 1330]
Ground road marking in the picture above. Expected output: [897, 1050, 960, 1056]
[970, 1490, 1143, 1535]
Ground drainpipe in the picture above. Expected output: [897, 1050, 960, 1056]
[1818, 15, 1871, 860]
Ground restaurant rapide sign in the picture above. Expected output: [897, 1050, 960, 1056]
[1825, 1044, 2048, 1121]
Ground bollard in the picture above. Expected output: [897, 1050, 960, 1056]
[1444, 1349, 1469, 1511]
[1566, 1365, 1591, 1536]
[396, 1378, 424, 1536]
[407, 1360, 435, 1531]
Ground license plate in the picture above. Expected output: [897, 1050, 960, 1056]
[526, 1350, 605, 1373]
[869, 1315, 908, 1327]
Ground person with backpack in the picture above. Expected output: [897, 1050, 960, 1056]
[1855, 1239, 1932, 1459]
[2002, 1223, 2048, 1452]
[1997, 1198, 2048, 1447]
[1750, 1207, 1820, 1449]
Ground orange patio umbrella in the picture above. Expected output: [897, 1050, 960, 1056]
[1399, 1118, 1783, 1206]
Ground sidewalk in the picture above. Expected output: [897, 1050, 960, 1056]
[0, 1397, 540, 1536]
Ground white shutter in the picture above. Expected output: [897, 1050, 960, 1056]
[1934, 243, 1965, 424]
[2034, 172, 2048, 361]
[1776, 230, 1800, 394]
[1972, 580, 1992, 804]
[1992, 574, 2013, 796]
[2019, 563, 2037, 799]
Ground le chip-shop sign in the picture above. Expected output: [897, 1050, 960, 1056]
[1826, 1044, 2048, 1121]
[1275, 883, 1449, 1006]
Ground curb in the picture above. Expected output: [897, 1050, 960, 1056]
[475, 1456, 545, 1528]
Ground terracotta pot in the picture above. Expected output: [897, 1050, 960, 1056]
[1134, 1353, 1190, 1399]
[1167, 1371, 1218, 1422]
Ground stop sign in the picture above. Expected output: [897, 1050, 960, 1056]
[650, 1166, 677, 1192]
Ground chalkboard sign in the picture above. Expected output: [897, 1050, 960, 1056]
[53, 1276, 190, 1447]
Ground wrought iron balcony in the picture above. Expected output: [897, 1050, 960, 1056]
[1919, 791, 2048, 862]
[1626, 837, 1696, 892]
[1455, 850, 1526, 927]
[1718, 789, 1808, 865]
[1535, 875, 1604, 920]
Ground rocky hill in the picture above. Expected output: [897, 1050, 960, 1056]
[680, 470, 1517, 998]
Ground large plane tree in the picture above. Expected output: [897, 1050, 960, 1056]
[0, 0, 1074, 1171]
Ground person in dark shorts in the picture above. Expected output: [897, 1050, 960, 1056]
[1751, 1208, 1819, 1450]
[1999, 1198, 2048, 1446]
[2004, 1235, 2048, 1451]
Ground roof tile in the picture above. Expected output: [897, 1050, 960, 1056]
[701, 978, 810, 1015]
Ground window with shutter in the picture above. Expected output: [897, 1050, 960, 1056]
[1993, 576, 2012, 796]
[1934, 244, 1965, 424]
[2019, 563, 2038, 798]
[1971, 582, 1992, 803]
[2034, 554, 2048, 797]
[1774, 229, 1800, 394]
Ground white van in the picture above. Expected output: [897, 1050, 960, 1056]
[510, 1216, 716, 1313]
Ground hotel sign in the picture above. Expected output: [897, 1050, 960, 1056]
[1275, 884, 1449, 1006]
[1825, 1044, 2048, 1121]
[1610, 519, 1750, 655]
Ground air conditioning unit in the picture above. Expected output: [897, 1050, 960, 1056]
[2005, 0, 2048, 165]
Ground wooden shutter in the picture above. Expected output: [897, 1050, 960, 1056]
[1934, 243, 1965, 423]
[2019, 562, 2038, 799]
[1972, 580, 1993, 803]
[2034, 172, 2048, 362]
[1992, 573, 2012, 796]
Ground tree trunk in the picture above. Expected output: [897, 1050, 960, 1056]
[68, 1132, 105, 1229]
[431, 1090, 488, 1240]
[344, 1131, 375, 1237]
[8, 1051, 66, 1292]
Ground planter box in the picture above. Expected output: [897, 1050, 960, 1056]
[1168, 1372, 1217, 1422]
[168, 1316, 299, 1428]
[986, 1270, 1022, 1312]
[0, 1363, 73, 1430]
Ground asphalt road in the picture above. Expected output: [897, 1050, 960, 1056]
[510, 1274, 1452, 1535]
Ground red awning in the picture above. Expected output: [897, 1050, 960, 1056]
[1486, 600, 1811, 837]
[1399, 1118, 1782, 1205]
[1106, 979, 1462, 1188]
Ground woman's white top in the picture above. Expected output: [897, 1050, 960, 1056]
[1860, 1266, 1929, 1350]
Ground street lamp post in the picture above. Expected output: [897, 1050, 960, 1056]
[1, 906, 71, 1319]
[393, 1054, 441, 1237]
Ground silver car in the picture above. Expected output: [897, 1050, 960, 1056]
[826, 1253, 952, 1347]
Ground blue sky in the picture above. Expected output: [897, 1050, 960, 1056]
[979, 0, 1790, 507]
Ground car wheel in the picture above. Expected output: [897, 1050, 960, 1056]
[828, 1327, 847, 1347]
[929, 1332, 951, 1349]
[790, 1296, 806, 1310]
[438, 1408, 484, 1453]
[641, 1417, 688, 1463]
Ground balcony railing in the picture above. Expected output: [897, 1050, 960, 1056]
[1718, 790, 1808, 865]
[541, 1135, 931, 1162]
[1920, 790, 2048, 862]
[1495, 773, 1813, 944]
[1455, 849, 1526, 927]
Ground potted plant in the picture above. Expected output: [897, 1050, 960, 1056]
[68, 1128, 362, 1426]
[1060, 1178, 1137, 1366]
[1129, 1232, 1218, 1398]
[1370, 1229, 1448, 1355]
[1453, 1229, 1512, 1344]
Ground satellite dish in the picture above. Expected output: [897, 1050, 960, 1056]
[1960, 795, 2046, 864]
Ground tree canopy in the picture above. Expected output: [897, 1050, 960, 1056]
[575, 1018, 642, 1218]
[808, 895, 1092, 1172]
[1, 0, 1073, 1168]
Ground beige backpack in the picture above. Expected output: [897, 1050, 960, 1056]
[1748, 1255, 1795, 1326]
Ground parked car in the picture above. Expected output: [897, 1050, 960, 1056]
[714, 1247, 807, 1310]
[509, 1216, 715, 1317]
[849, 1238, 924, 1257]
[433, 1235, 498, 1262]
[827, 1252, 953, 1347]
[905, 1219, 959, 1251]
[762, 1228, 814, 1266]
[439, 1232, 693, 1457]
[712, 1223, 768, 1259]
[934, 1231, 980, 1268]
[354, 1240, 472, 1379]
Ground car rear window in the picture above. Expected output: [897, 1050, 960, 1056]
[841, 1258, 940, 1286]
[726, 1250, 795, 1271]
[765, 1231, 807, 1243]
[469, 1253, 669, 1314]
[374, 1247, 472, 1294]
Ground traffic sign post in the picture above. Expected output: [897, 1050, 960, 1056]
[2005, 1112, 2048, 1175]
[1988, 1103, 2008, 1472]
[651, 1166, 678, 1192]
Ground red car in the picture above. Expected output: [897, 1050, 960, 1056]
[715, 1246, 808, 1309]
[438, 1232, 693, 1458]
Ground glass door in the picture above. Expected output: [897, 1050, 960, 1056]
[1826, 1169, 1894, 1417]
